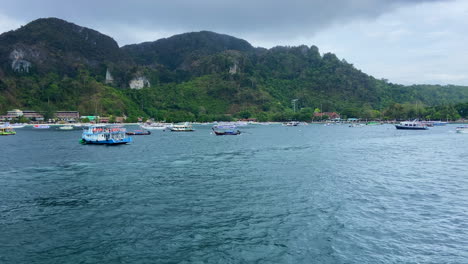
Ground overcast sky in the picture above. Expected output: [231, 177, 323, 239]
[0, 0, 467, 85]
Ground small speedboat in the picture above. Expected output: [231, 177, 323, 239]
[126, 130, 151, 135]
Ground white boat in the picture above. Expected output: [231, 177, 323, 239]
[456, 126, 468, 134]
[141, 122, 173, 130]
[59, 125, 74, 130]
[170, 122, 194, 132]
[395, 120, 428, 130]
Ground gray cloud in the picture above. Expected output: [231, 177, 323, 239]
[0, 0, 444, 45]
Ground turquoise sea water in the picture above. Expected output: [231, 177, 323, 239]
[0, 124, 467, 263]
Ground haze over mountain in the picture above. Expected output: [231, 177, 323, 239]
[0, 18, 467, 121]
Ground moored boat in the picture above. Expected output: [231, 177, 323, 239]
[283, 121, 299, 126]
[80, 125, 132, 145]
[10, 123, 26, 128]
[366, 121, 381, 126]
[432, 121, 448, 126]
[140, 122, 172, 130]
[456, 126, 468, 134]
[170, 122, 194, 132]
[59, 125, 74, 130]
[126, 130, 151, 135]
[0, 126, 16, 135]
[395, 120, 428, 130]
[212, 125, 241, 135]
[33, 124, 50, 129]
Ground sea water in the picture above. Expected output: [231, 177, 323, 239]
[0, 124, 467, 263]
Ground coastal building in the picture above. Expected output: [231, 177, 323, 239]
[313, 112, 341, 120]
[99, 117, 110, 123]
[7, 109, 23, 117]
[55, 111, 80, 122]
[0, 109, 44, 121]
[22, 110, 44, 121]
[115, 116, 126, 123]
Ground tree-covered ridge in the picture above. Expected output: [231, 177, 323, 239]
[121, 31, 254, 70]
[0, 17, 467, 122]
[0, 18, 131, 79]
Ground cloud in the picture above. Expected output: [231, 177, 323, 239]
[1, 0, 465, 85]
[301, 0, 468, 85]
[0, 0, 445, 46]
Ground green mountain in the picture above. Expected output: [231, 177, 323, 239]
[0, 17, 467, 121]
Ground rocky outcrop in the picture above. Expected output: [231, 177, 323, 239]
[229, 61, 239, 74]
[129, 76, 150, 89]
[9, 49, 34, 73]
[105, 68, 114, 84]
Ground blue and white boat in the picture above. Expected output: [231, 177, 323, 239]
[80, 125, 132, 145]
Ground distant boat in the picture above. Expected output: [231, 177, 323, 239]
[141, 122, 172, 130]
[349, 123, 364, 127]
[432, 121, 448, 126]
[10, 123, 26, 128]
[456, 126, 468, 134]
[33, 125, 50, 129]
[0, 126, 16, 135]
[170, 122, 194, 132]
[366, 121, 381, 126]
[59, 125, 73, 130]
[283, 121, 299, 126]
[420, 121, 434, 127]
[212, 125, 241, 135]
[80, 125, 132, 145]
[395, 120, 428, 130]
[126, 130, 151, 135]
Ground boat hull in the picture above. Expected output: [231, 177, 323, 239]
[80, 138, 132, 145]
[213, 130, 241, 135]
[126, 131, 151, 135]
[0, 132, 16, 136]
[395, 125, 428, 130]
[170, 129, 194, 132]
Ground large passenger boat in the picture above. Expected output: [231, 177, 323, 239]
[170, 122, 194, 132]
[80, 125, 132, 145]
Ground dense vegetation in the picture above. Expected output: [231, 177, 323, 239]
[1, 18, 467, 122]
